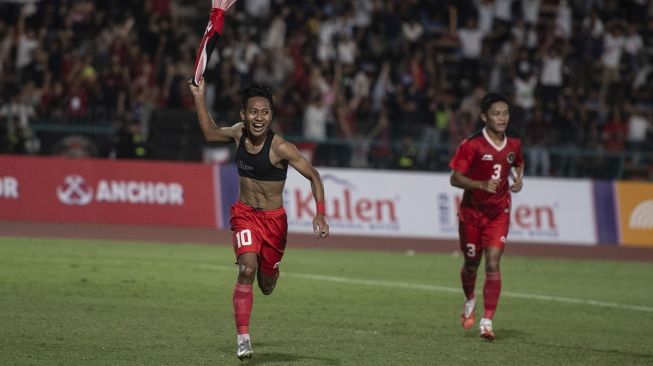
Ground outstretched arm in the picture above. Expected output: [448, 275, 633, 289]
[190, 0, 238, 86]
[189, 80, 241, 142]
[275, 141, 329, 239]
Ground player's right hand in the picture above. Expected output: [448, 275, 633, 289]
[483, 178, 500, 193]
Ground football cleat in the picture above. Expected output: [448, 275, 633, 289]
[236, 339, 253, 360]
[460, 298, 476, 329]
[479, 318, 495, 341]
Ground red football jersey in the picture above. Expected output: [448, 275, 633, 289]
[449, 128, 524, 220]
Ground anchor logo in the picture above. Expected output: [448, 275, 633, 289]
[56, 175, 93, 206]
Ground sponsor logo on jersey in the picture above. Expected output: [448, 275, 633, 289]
[238, 160, 254, 171]
[482, 154, 493, 161]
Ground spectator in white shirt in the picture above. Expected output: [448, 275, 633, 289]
[261, 10, 288, 51]
[493, 0, 513, 25]
[317, 15, 338, 63]
[554, 0, 573, 40]
[456, 17, 486, 85]
[626, 106, 651, 165]
[336, 33, 358, 66]
[513, 70, 537, 135]
[303, 92, 330, 142]
[599, 21, 626, 104]
[539, 45, 564, 111]
[623, 25, 643, 78]
[15, 28, 39, 71]
[521, 0, 540, 25]
[244, 0, 270, 19]
[476, 0, 495, 35]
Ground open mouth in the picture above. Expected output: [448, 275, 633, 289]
[250, 123, 265, 133]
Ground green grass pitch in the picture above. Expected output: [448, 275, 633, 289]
[1, 237, 652, 365]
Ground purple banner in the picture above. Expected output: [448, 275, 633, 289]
[593, 181, 618, 245]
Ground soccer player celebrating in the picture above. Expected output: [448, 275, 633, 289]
[189, 2, 330, 360]
[448, 92, 524, 341]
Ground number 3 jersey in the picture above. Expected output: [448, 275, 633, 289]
[448, 128, 524, 222]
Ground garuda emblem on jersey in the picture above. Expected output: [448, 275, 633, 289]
[507, 152, 516, 164]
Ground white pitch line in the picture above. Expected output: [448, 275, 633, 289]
[209, 265, 653, 313]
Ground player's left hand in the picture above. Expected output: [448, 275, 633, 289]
[313, 214, 329, 239]
[510, 175, 523, 192]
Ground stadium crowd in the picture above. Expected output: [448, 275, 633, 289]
[0, 0, 652, 179]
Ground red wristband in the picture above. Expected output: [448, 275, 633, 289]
[316, 201, 325, 215]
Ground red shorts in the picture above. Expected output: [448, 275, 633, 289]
[230, 201, 288, 276]
[458, 211, 510, 260]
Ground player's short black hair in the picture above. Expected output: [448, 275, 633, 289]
[480, 92, 510, 114]
[240, 84, 274, 111]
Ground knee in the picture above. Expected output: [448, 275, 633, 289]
[258, 273, 279, 295]
[259, 283, 276, 296]
[485, 260, 500, 273]
[464, 261, 481, 273]
[238, 264, 257, 282]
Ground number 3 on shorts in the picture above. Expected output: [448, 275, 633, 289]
[465, 243, 476, 258]
[236, 229, 252, 248]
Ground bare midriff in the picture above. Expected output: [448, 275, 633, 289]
[238, 177, 285, 210]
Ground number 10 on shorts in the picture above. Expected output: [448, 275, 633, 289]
[236, 229, 253, 248]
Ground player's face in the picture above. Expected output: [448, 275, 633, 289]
[241, 96, 272, 137]
[481, 101, 509, 134]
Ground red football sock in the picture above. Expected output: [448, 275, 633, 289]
[233, 282, 253, 335]
[460, 266, 477, 300]
[483, 271, 501, 319]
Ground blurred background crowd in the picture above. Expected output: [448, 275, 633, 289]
[0, 0, 652, 179]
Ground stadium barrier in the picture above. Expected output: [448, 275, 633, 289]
[279, 168, 599, 245]
[0, 155, 218, 228]
[1, 156, 651, 247]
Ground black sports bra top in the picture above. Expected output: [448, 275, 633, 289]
[236, 131, 288, 181]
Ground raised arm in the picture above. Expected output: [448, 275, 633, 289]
[189, 80, 241, 143]
[274, 140, 329, 239]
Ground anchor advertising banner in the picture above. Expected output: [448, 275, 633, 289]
[0, 156, 217, 227]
